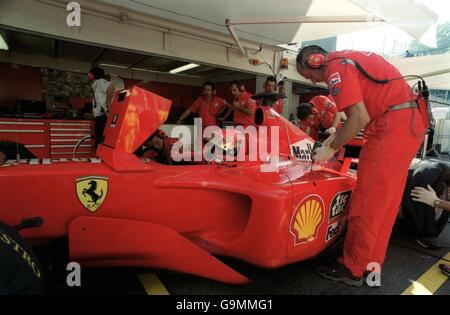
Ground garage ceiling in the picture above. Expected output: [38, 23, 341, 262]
[0, 28, 238, 79]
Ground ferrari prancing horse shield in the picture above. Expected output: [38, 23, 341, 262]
[76, 176, 108, 212]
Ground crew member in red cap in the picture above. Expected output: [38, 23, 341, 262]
[296, 45, 426, 287]
[239, 81, 253, 100]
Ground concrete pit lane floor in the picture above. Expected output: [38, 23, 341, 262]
[44, 223, 449, 295]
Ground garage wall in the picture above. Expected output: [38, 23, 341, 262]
[0, 50, 204, 87]
[0, 0, 308, 84]
[0, 63, 42, 110]
[0, 61, 202, 113]
[140, 81, 201, 108]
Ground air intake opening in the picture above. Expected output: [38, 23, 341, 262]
[254, 107, 264, 126]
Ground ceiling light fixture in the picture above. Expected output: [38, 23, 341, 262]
[169, 63, 200, 74]
[0, 34, 9, 51]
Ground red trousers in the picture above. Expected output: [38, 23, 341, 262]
[339, 108, 425, 277]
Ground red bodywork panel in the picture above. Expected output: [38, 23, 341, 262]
[347, 137, 365, 148]
[0, 87, 356, 284]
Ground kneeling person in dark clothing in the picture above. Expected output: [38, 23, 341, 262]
[410, 178, 450, 278]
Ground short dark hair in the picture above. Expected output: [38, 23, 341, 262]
[277, 80, 284, 86]
[296, 45, 328, 69]
[203, 82, 216, 90]
[265, 76, 277, 85]
[88, 67, 106, 80]
[297, 103, 314, 120]
[230, 80, 240, 88]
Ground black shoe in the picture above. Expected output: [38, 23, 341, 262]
[315, 262, 363, 287]
[439, 264, 450, 277]
[416, 238, 443, 250]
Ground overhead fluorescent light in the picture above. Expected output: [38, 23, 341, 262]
[132, 67, 156, 73]
[169, 63, 200, 74]
[98, 63, 128, 69]
[0, 34, 9, 51]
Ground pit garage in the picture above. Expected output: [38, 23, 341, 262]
[0, 0, 449, 298]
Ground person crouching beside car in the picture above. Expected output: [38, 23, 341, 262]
[411, 185, 450, 277]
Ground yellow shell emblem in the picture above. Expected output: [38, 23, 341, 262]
[76, 176, 108, 213]
[290, 195, 324, 245]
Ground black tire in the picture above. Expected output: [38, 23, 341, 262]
[0, 221, 46, 294]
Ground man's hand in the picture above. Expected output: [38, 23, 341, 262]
[312, 145, 337, 162]
[176, 119, 183, 125]
[325, 127, 337, 135]
[411, 185, 439, 207]
[322, 133, 336, 147]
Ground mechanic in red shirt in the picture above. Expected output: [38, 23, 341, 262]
[296, 45, 426, 287]
[297, 95, 342, 140]
[230, 81, 256, 128]
[296, 103, 321, 139]
[311, 95, 342, 133]
[177, 82, 231, 130]
[239, 81, 253, 100]
[255, 76, 284, 115]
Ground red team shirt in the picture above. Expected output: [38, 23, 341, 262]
[189, 96, 227, 128]
[325, 50, 415, 121]
[309, 95, 338, 129]
[241, 91, 253, 100]
[274, 99, 283, 115]
[234, 93, 256, 127]
[298, 95, 339, 140]
[298, 111, 321, 140]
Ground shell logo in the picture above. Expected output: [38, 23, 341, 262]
[290, 195, 325, 245]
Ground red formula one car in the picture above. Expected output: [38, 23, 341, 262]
[0, 87, 356, 284]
